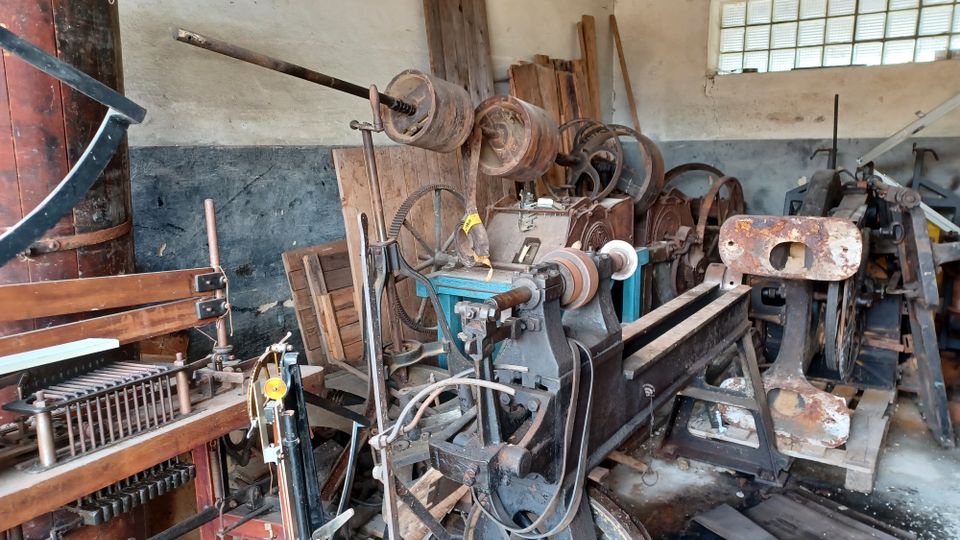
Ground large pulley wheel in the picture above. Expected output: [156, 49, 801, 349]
[824, 228, 869, 379]
[463, 488, 650, 540]
[542, 248, 600, 309]
[388, 184, 465, 333]
[550, 120, 624, 202]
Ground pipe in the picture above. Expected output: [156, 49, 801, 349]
[280, 412, 313, 539]
[34, 391, 56, 467]
[175, 29, 415, 115]
[175, 353, 192, 414]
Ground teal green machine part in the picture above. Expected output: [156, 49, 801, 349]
[416, 247, 649, 367]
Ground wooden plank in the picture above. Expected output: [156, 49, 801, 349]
[438, 0, 468, 91]
[283, 242, 351, 366]
[397, 468, 470, 540]
[0, 299, 215, 357]
[693, 504, 776, 540]
[304, 254, 339, 362]
[0, 268, 215, 321]
[746, 494, 898, 540]
[610, 14, 641, 133]
[468, 0, 495, 101]
[571, 59, 593, 120]
[578, 15, 602, 120]
[607, 450, 649, 473]
[422, 0, 446, 79]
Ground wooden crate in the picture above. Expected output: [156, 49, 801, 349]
[282, 240, 362, 366]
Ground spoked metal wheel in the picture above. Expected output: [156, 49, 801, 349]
[388, 184, 465, 333]
[463, 487, 649, 540]
[551, 119, 624, 201]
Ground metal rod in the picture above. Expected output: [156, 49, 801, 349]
[175, 28, 415, 115]
[175, 354, 192, 414]
[34, 392, 56, 467]
[65, 402, 76, 457]
[830, 94, 838, 170]
[204, 199, 230, 354]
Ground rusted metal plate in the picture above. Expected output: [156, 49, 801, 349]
[719, 215, 862, 281]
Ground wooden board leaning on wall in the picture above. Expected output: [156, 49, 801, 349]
[333, 145, 512, 345]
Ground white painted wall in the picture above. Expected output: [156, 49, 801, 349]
[610, 0, 960, 141]
[119, 0, 612, 147]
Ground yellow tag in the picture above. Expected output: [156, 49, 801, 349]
[263, 377, 288, 400]
[462, 213, 483, 234]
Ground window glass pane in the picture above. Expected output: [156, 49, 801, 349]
[824, 43, 853, 64]
[723, 1, 748, 27]
[800, 0, 828, 18]
[915, 35, 949, 59]
[858, 0, 887, 13]
[921, 0, 951, 5]
[796, 45, 825, 66]
[720, 53, 744, 72]
[853, 41, 884, 63]
[883, 38, 917, 62]
[772, 21, 799, 47]
[888, 0, 919, 9]
[919, 5, 953, 34]
[748, 0, 773, 23]
[887, 9, 919, 37]
[826, 16, 855, 42]
[954, 6, 960, 32]
[951, 34, 960, 50]
[721, 27, 746, 52]
[746, 25, 772, 49]
[773, 0, 800, 20]
[769, 48, 798, 69]
[857, 12, 887, 39]
[744, 50, 770, 71]
[828, 0, 856, 16]
[799, 18, 827, 44]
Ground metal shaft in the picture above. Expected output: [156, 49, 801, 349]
[175, 354, 192, 414]
[175, 28, 415, 115]
[34, 392, 56, 467]
[204, 199, 230, 352]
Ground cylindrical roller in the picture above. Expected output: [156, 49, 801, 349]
[383, 70, 474, 153]
[542, 248, 600, 310]
[475, 95, 560, 182]
[600, 240, 639, 281]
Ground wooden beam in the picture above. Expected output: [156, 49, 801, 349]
[0, 299, 216, 357]
[610, 14, 641, 133]
[0, 366, 323, 530]
[397, 468, 469, 540]
[0, 268, 216, 321]
[578, 15, 601, 120]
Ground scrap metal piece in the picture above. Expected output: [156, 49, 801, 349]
[720, 215, 863, 281]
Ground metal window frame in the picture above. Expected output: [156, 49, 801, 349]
[716, 0, 960, 73]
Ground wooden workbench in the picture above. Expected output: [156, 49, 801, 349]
[0, 366, 323, 530]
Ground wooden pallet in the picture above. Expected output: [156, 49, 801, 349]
[282, 240, 362, 366]
[688, 384, 896, 493]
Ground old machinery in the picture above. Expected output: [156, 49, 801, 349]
[475, 95, 561, 182]
[0, 26, 145, 267]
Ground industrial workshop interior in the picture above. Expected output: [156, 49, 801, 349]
[5, 0, 960, 539]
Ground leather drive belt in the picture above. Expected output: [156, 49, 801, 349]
[2, 219, 132, 256]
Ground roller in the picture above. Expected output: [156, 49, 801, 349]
[382, 70, 474, 152]
[475, 95, 560, 182]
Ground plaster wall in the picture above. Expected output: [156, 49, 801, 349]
[119, 0, 614, 147]
[610, 0, 960, 141]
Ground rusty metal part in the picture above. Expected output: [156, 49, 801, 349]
[383, 69, 474, 152]
[175, 28, 416, 115]
[484, 287, 534, 311]
[10, 219, 132, 256]
[542, 248, 599, 309]
[664, 163, 725, 186]
[475, 95, 560, 182]
[719, 215, 863, 281]
[551, 120, 624, 201]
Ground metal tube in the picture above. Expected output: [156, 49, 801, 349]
[204, 199, 230, 354]
[34, 392, 56, 467]
[279, 412, 313, 540]
[484, 287, 533, 311]
[175, 354, 192, 414]
[174, 28, 415, 115]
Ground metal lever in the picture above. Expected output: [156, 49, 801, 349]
[0, 26, 146, 266]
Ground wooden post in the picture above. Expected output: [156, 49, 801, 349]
[191, 444, 219, 540]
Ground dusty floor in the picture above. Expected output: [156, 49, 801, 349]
[606, 397, 960, 539]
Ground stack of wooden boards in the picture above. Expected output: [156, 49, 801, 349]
[282, 240, 362, 366]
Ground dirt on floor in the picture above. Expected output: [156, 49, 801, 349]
[601, 397, 960, 539]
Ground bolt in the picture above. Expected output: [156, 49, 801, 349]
[527, 399, 539, 412]
[499, 393, 512, 406]
[462, 466, 478, 487]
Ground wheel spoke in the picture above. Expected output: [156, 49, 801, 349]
[404, 219, 435, 253]
[415, 297, 429, 324]
[442, 229, 458, 252]
[434, 189, 443, 252]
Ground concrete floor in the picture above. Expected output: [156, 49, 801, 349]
[605, 397, 960, 539]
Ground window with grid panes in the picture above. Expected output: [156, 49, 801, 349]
[717, 0, 960, 74]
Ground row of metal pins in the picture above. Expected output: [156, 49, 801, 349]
[42, 368, 179, 459]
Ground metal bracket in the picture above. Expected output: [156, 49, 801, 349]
[194, 271, 227, 293]
[195, 298, 227, 320]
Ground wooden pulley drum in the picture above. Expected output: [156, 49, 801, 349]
[475, 95, 560, 182]
[382, 69, 474, 153]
